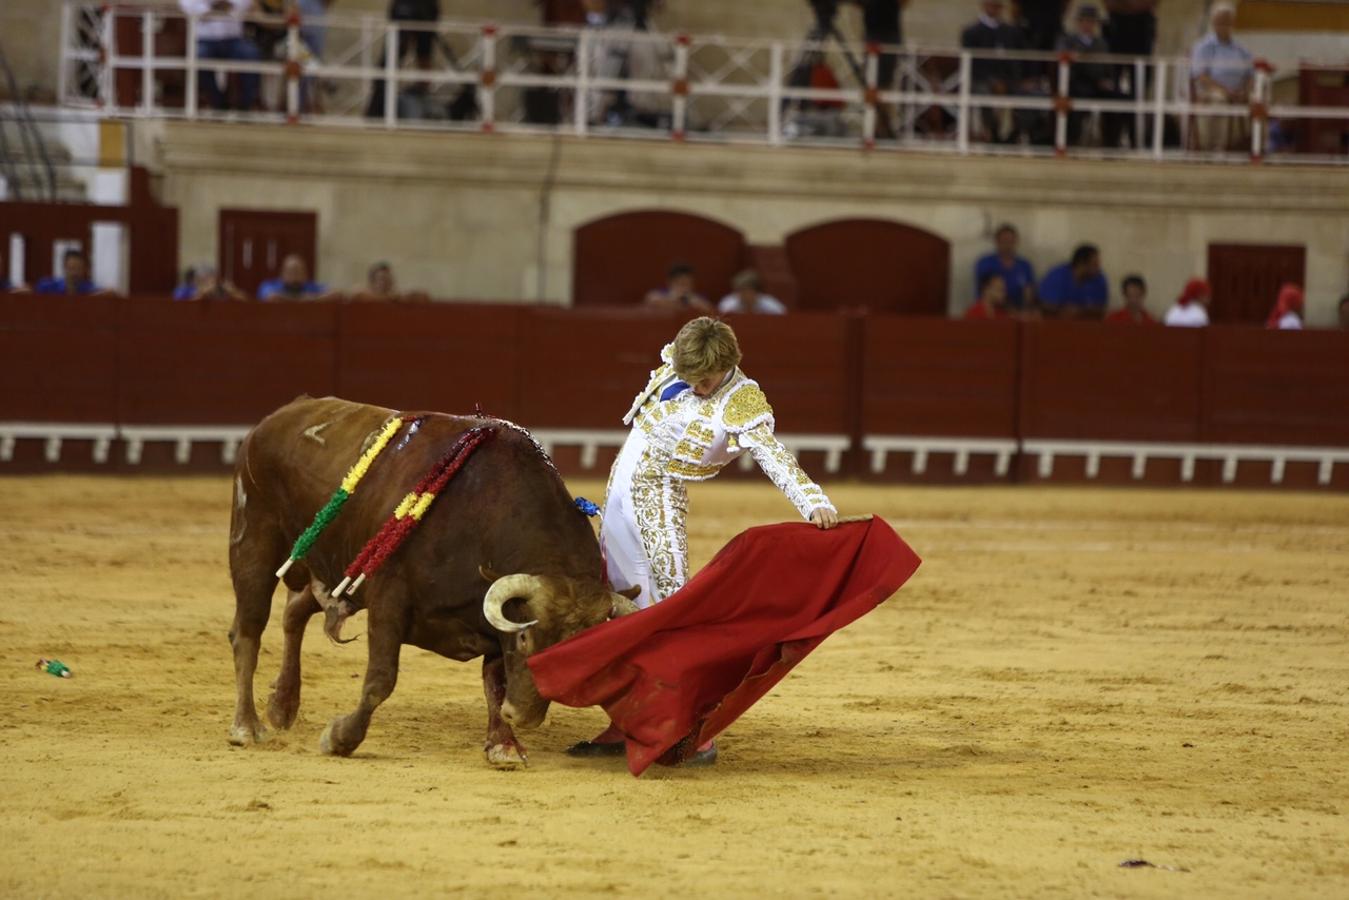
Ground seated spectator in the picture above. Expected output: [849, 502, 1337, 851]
[1265, 283, 1303, 331]
[172, 266, 197, 300]
[1105, 274, 1157, 324]
[1017, 0, 1069, 54]
[258, 254, 330, 300]
[1057, 6, 1125, 147]
[974, 223, 1036, 310]
[964, 273, 1010, 320]
[179, 0, 262, 112]
[348, 261, 429, 302]
[961, 1, 1026, 143]
[176, 264, 246, 301]
[366, 0, 441, 120]
[644, 263, 712, 313]
[1038, 243, 1107, 318]
[1339, 294, 1349, 331]
[718, 270, 786, 315]
[34, 250, 104, 296]
[1190, 2, 1252, 152]
[1163, 277, 1211, 327]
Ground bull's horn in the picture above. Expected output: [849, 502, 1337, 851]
[483, 574, 542, 634]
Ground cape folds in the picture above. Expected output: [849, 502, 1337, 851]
[528, 516, 922, 776]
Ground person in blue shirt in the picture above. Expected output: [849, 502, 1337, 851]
[257, 254, 331, 301]
[974, 223, 1036, 310]
[1038, 243, 1108, 319]
[34, 250, 102, 296]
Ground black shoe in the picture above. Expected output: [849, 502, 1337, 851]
[682, 744, 718, 767]
[565, 739, 626, 758]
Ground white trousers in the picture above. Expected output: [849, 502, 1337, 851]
[601, 431, 688, 610]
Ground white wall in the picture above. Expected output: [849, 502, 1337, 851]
[141, 121, 1349, 324]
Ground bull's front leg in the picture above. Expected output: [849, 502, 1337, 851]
[320, 605, 403, 757]
[482, 656, 527, 768]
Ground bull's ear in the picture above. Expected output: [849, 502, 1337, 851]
[618, 585, 641, 601]
[478, 564, 502, 583]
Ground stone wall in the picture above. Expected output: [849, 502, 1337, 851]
[141, 120, 1349, 325]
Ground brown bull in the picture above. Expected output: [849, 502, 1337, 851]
[227, 396, 637, 766]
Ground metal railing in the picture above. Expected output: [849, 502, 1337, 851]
[56, 3, 1349, 164]
[1, 47, 58, 200]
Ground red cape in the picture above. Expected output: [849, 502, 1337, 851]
[527, 517, 922, 775]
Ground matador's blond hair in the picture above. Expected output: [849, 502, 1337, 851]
[671, 317, 742, 382]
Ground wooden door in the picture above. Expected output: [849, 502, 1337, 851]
[219, 209, 318, 298]
[1207, 243, 1306, 325]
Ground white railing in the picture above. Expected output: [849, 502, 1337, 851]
[57, 3, 1349, 164]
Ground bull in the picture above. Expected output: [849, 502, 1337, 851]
[227, 396, 637, 766]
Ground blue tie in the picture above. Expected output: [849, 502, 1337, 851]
[659, 380, 690, 402]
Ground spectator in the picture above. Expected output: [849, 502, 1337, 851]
[348, 260, 429, 301]
[1340, 294, 1349, 331]
[34, 250, 103, 296]
[1105, 274, 1157, 324]
[1057, 6, 1125, 147]
[1038, 243, 1108, 318]
[176, 264, 246, 301]
[961, 1, 1025, 143]
[718, 270, 786, 315]
[258, 254, 330, 300]
[860, 1, 909, 139]
[974, 223, 1036, 310]
[1190, 2, 1253, 152]
[1103, 1, 1158, 146]
[644, 263, 713, 313]
[964, 272, 1010, 319]
[179, 0, 262, 112]
[365, 0, 441, 120]
[1163, 276, 1211, 327]
[1265, 283, 1304, 331]
[1019, 0, 1069, 52]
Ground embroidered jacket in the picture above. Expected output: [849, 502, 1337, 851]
[620, 344, 835, 519]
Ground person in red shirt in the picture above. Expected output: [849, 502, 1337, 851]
[964, 272, 1010, 320]
[1106, 274, 1159, 324]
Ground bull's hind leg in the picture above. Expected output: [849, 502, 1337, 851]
[227, 471, 284, 746]
[227, 548, 279, 746]
[483, 656, 528, 768]
[320, 600, 405, 757]
[266, 585, 322, 730]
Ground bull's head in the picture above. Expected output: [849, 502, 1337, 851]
[479, 566, 640, 730]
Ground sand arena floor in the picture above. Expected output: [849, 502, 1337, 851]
[1, 475, 1347, 898]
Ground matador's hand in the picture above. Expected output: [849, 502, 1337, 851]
[810, 508, 838, 530]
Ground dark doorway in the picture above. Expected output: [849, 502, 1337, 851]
[1207, 243, 1306, 324]
[218, 209, 318, 298]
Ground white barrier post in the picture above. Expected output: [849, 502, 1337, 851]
[672, 33, 690, 141]
[862, 41, 878, 150]
[140, 9, 154, 114]
[383, 23, 397, 128]
[1055, 51, 1071, 156]
[768, 41, 783, 145]
[956, 50, 971, 154]
[285, 8, 301, 122]
[480, 23, 497, 133]
[185, 12, 198, 117]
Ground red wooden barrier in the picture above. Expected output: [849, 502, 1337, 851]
[863, 317, 1019, 437]
[116, 299, 339, 424]
[1201, 325, 1349, 446]
[1019, 321, 1203, 442]
[0, 296, 120, 422]
[337, 303, 524, 420]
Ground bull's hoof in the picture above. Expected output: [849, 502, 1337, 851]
[228, 720, 266, 746]
[485, 742, 528, 768]
[265, 690, 299, 731]
[319, 719, 355, 757]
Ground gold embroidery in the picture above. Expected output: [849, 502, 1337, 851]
[722, 384, 773, 430]
[629, 449, 688, 601]
[743, 423, 835, 518]
[666, 458, 721, 480]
